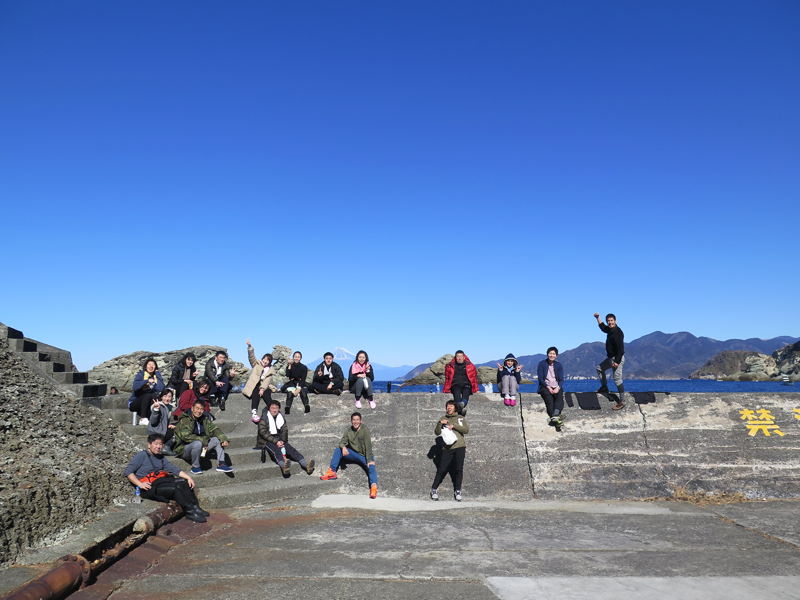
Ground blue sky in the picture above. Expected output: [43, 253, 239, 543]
[1, 1, 798, 371]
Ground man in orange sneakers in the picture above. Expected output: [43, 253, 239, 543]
[320, 412, 378, 499]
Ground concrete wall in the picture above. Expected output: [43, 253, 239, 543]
[523, 392, 800, 500]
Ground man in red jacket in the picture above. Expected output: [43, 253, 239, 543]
[443, 351, 479, 416]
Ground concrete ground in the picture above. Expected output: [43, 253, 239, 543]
[99, 496, 800, 600]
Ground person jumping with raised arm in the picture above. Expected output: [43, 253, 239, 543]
[594, 312, 626, 410]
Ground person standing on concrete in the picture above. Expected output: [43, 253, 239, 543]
[537, 347, 565, 427]
[128, 357, 164, 425]
[311, 352, 344, 396]
[430, 399, 469, 502]
[205, 351, 236, 411]
[243, 339, 276, 424]
[256, 399, 315, 476]
[166, 352, 199, 401]
[124, 433, 210, 523]
[496, 353, 523, 406]
[594, 312, 626, 410]
[348, 350, 376, 410]
[282, 351, 310, 414]
[320, 412, 378, 499]
[443, 351, 479, 416]
[173, 400, 233, 475]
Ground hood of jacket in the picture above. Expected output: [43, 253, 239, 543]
[503, 353, 518, 368]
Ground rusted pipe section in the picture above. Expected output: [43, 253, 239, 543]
[1, 502, 183, 600]
[90, 502, 182, 573]
[0, 554, 89, 600]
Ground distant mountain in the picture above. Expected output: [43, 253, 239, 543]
[419, 332, 800, 381]
[306, 347, 412, 381]
[401, 362, 434, 380]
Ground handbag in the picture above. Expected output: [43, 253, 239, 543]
[139, 470, 170, 484]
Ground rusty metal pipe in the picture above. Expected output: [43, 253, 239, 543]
[1, 502, 183, 600]
[0, 555, 88, 600]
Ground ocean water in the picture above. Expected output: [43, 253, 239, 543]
[375, 380, 798, 394]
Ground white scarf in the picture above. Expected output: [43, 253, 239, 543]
[261, 366, 270, 381]
[266, 412, 285, 435]
[323, 365, 332, 378]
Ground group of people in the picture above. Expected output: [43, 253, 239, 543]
[123, 312, 626, 520]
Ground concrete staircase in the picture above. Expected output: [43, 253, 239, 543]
[84, 392, 339, 509]
[0, 322, 107, 398]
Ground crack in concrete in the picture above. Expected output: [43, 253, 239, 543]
[713, 514, 800, 552]
[518, 393, 538, 500]
[637, 402, 668, 484]
[399, 550, 413, 578]
[476, 526, 495, 551]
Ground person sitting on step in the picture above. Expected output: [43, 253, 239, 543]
[243, 338, 276, 424]
[443, 351, 479, 416]
[204, 350, 236, 411]
[147, 388, 178, 455]
[128, 357, 164, 426]
[496, 353, 524, 406]
[348, 350, 376, 410]
[320, 412, 378, 499]
[166, 352, 199, 401]
[124, 433, 209, 523]
[537, 347, 565, 427]
[281, 351, 310, 414]
[173, 400, 233, 475]
[175, 378, 214, 419]
[256, 399, 315, 476]
[311, 352, 344, 396]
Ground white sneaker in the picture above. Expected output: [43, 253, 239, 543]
[454, 490, 462, 502]
[138, 418, 149, 426]
[251, 409, 260, 423]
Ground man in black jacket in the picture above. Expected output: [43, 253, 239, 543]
[594, 312, 626, 410]
[205, 351, 236, 411]
[257, 400, 315, 476]
[311, 352, 344, 395]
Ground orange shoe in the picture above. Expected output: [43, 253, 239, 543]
[320, 468, 338, 480]
[369, 484, 377, 499]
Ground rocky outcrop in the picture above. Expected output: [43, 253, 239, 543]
[689, 351, 763, 380]
[88, 346, 249, 392]
[0, 347, 134, 565]
[690, 342, 800, 382]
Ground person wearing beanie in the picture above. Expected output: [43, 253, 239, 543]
[496, 353, 524, 406]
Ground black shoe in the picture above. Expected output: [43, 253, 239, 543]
[285, 405, 290, 415]
[597, 386, 609, 394]
[304, 404, 310, 413]
[305, 459, 315, 475]
[261, 448, 267, 463]
[189, 504, 210, 517]
[334, 389, 341, 396]
[161, 448, 177, 457]
[219, 398, 226, 411]
[184, 509, 207, 523]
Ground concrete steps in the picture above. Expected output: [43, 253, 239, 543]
[0, 322, 106, 399]
[197, 475, 337, 509]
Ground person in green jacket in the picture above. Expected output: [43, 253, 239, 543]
[173, 400, 232, 475]
[430, 399, 469, 502]
[320, 412, 378, 499]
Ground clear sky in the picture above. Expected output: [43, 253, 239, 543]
[1, 1, 798, 371]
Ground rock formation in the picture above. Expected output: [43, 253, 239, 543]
[690, 342, 800, 382]
[88, 346, 249, 392]
[0, 345, 134, 565]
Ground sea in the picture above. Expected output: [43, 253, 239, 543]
[375, 380, 797, 394]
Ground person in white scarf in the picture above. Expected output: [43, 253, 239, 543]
[256, 400, 315, 476]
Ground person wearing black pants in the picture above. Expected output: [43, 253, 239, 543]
[311, 353, 345, 395]
[243, 339, 275, 424]
[256, 400, 315, 476]
[167, 352, 199, 401]
[443, 351, 480, 416]
[431, 400, 470, 502]
[537, 347, 565, 427]
[128, 357, 165, 425]
[124, 433, 209, 523]
[282, 351, 310, 414]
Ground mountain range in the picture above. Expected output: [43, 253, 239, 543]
[400, 332, 800, 381]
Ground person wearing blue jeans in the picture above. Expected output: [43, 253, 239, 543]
[320, 412, 378, 498]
